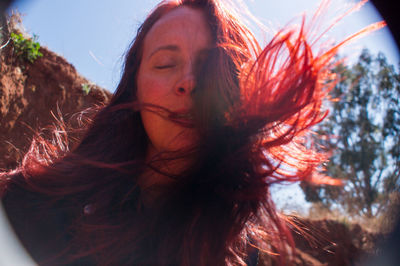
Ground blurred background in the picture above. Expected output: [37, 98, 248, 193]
[5, 0, 399, 92]
[0, 0, 399, 265]
[2, 0, 399, 232]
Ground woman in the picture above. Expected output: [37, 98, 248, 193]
[0, 0, 379, 265]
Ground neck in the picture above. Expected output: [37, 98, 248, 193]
[136, 145, 193, 207]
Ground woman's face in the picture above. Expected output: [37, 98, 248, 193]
[137, 7, 212, 155]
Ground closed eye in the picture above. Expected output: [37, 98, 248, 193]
[154, 64, 176, 69]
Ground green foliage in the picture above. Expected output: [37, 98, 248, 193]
[10, 32, 43, 63]
[301, 49, 400, 219]
[81, 83, 92, 95]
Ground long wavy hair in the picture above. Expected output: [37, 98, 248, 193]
[0, 0, 384, 265]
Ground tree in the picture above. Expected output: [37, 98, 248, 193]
[301, 49, 400, 219]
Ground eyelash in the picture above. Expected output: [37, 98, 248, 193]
[154, 64, 175, 70]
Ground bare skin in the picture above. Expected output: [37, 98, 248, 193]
[136, 7, 212, 199]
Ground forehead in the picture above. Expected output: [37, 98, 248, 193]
[143, 7, 212, 55]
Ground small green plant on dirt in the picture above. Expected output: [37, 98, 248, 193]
[10, 32, 43, 63]
[81, 83, 92, 95]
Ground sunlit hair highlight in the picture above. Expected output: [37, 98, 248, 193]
[0, 0, 385, 265]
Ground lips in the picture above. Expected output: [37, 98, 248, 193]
[168, 110, 195, 128]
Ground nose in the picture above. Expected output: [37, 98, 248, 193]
[175, 73, 195, 96]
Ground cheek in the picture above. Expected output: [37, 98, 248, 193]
[137, 73, 171, 106]
[140, 109, 164, 147]
[137, 72, 169, 151]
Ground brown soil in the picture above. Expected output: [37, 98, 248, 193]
[0, 17, 386, 266]
[288, 217, 383, 265]
[0, 22, 111, 170]
[255, 216, 383, 265]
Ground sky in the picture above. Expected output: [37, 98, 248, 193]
[7, 0, 399, 93]
[5, 0, 400, 213]
[0, 1, 399, 263]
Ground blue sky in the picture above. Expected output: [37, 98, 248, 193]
[6, 0, 400, 213]
[8, 0, 399, 93]
[0, 2, 398, 263]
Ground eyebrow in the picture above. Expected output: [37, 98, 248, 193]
[148, 45, 180, 59]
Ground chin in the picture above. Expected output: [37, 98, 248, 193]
[165, 137, 197, 152]
[163, 128, 198, 153]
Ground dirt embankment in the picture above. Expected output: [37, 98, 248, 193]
[286, 217, 383, 265]
[0, 21, 111, 170]
[0, 17, 387, 266]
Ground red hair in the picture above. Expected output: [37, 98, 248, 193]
[0, 0, 385, 265]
